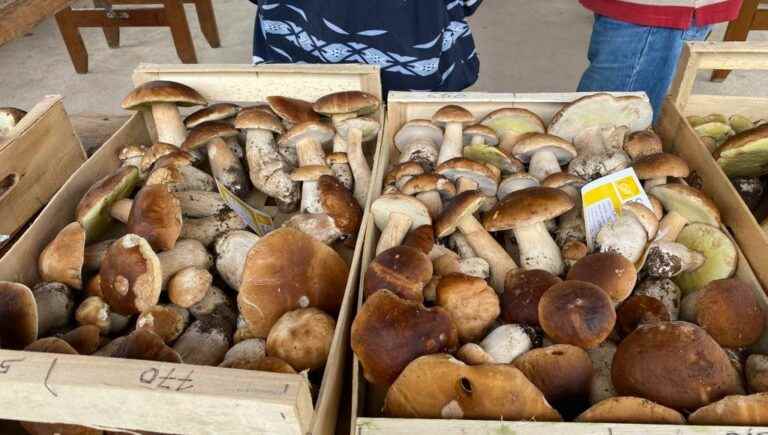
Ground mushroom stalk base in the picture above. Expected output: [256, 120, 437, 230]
[529, 150, 562, 182]
[457, 215, 517, 292]
[416, 191, 442, 218]
[437, 122, 463, 165]
[347, 128, 371, 207]
[655, 211, 688, 242]
[151, 102, 187, 147]
[644, 177, 667, 191]
[245, 129, 298, 212]
[513, 222, 564, 275]
[457, 177, 479, 194]
[297, 138, 327, 213]
[375, 212, 412, 255]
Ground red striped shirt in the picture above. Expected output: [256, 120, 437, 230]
[579, 0, 743, 29]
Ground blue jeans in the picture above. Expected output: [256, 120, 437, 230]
[578, 15, 711, 119]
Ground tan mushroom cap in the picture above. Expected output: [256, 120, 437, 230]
[238, 228, 348, 337]
[99, 234, 163, 315]
[511, 133, 577, 164]
[539, 280, 616, 349]
[266, 307, 336, 371]
[484, 186, 574, 231]
[0, 281, 38, 349]
[576, 397, 686, 424]
[432, 105, 475, 126]
[113, 329, 182, 363]
[326, 152, 348, 165]
[436, 158, 500, 196]
[402, 225, 435, 255]
[181, 121, 239, 150]
[624, 130, 663, 160]
[39, 222, 86, 289]
[335, 115, 380, 141]
[234, 107, 285, 134]
[278, 121, 335, 149]
[394, 119, 444, 150]
[122, 80, 206, 110]
[497, 172, 540, 199]
[401, 173, 457, 198]
[290, 165, 334, 181]
[140, 143, 178, 173]
[153, 150, 195, 170]
[714, 124, 768, 177]
[127, 184, 183, 252]
[632, 153, 690, 180]
[371, 193, 431, 232]
[463, 124, 499, 146]
[501, 269, 563, 326]
[650, 184, 721, 226]
[689, 393, 768, 425]
[616, 294, 670, 336]
[25, 337, 78, 354]
[352, 290, 459, 386]
[384, 354, 562, 420]
[76, 165, 140, 240]
[434, 191, 485, 238]
[364, 245, 433, 302]
[184, 103, 241, 128]
[384, 162, 425, 187]
[119, 145, 147, 162]
[548, 93, 652, 143]
[318, 174, 363, 236]
[696, 278, 765, 348]
[436, 273, 500, 342]
[567, 252, 637, 304]
[267, 96, 321, 124]
[481, 108, 546, 138]
[622, 202, 659, 239]
[612, 321, 744, 410]
[513, 344, 593, 404]
[313, 91, 380, 116]
[541, 172, 586, 190]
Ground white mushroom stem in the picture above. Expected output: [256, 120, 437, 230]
[332, 135, 354, 190]
[175, 190, 229, 218]
[451, 233, 476, 258]
[295, 139, 326, 213]
[158, 239, 213, 286]
[456, 215, 517, 292]
[557, 186, 585, 245]
[654, 211, 688, 242]
[245, 129, 297, 211]
[151, 102, 187, 147]
[225, 136, 244, 160]
[416, 191, 443, 218]
[283, 213, 343, 245]
[214, 230, 260, 291]
[528, 151, 562, 182]
[470, 135, 485, 145]
[437, 122, 463, 165]
[181, 211, 248, 246]
[646, 241, 706, 278]
[346, 128, 371, 207]
[375, 212, 412, 255]
[208, 138, 248, 196]
[109, 198, 133, 223]
[513, 222, 564, 275]
[643, 177, 667, 191]
[457, 177, 479, 194]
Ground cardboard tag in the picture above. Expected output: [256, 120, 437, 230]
[215, 180, 274, 236]
[581, 168, 652, 250]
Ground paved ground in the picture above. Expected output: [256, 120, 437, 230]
[0, 0, 766, 118]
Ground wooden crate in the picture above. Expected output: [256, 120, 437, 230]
[0, 63, 383, 435]
[0, 95, 86, 254]
[353, 91, 768, 435]
[665, 41, 768, 290]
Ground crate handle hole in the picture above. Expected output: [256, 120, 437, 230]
[459, 377, 473, 395]
[0, 173, 19, 202]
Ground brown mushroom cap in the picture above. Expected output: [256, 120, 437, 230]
[484, 186, 574, 231]
[576, 396, 686, 424]
[432, 105, 475, 126]
[140, 143, 179, 173]
[501, 269, 562, 326]
[541, 172, 586, 190]
[624, 130, 664, 160]
[266, 96, 320, 124]
[266, 307, 336, 371]
[371, 193, 432, 233]
[632, 153, 690, 180]
[136, 305, 189, 343]
[616, 294, 671, 336]
[278, 121, 335, 150]
[38, 222, 86, 289]
[153, 150, 195, 170]
[99, 234, 163, 315]
[612, 321, 744, 410]
[313, 91, 380, 116]
[112, 329, 182, 363]
[351, 290, 458, 385]
[181, 121, 239, 150]
[436, 158, 500, 196]
[513, 344, 593, 404]
[696, 278, 765, 348]
[511, 133, 577, 164]
[539, 280, 616, 349]
[747, 354, 768, 393]
[364, 245, 433, 302]
[290, 164, 334, 181]
[76, 166, 140, 240]
[61, 325, 103, 355]
[436, 273, 500, 342]
[0, 281, 38, 349]
[689, 393, 768, 425]
[25, 337, 78, 354]
[402, 225, 435, 255]
[234, 107, 285, 134]
[434, 191, 485, 238]
[567, 253, 637, 304]
[462, 124, 499, 146]
[127, 184, 183, 252]
[184, 103, 241, 128]
[384, 354, 561, 421]
[238, 228, 348, 337]
[401, 173, 457, 199]
[122, 80, 206, 109]
[318, 174, 362, 237]
[384, 161, 425, 188]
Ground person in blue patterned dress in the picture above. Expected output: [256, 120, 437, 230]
[249, 0, 483, 96]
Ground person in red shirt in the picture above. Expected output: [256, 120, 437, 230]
[577, 0, 743, 118]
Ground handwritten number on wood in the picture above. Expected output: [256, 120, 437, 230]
[0, 358, 24, 374]
[139, 367, 195, 392]
[44, 358, 58, 397]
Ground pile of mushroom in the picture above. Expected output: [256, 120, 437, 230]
[352, 94, 768, 425]
[689, 114, 768, 230]
[0, 106, 26, 140]
[0, 82, 376, 431]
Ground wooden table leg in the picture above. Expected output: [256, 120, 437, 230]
[54, 7, 88, 74]
[163, 0, 198, 63]
[193, 0, 220, 48]
[711, 0, 760, 82]
[94, 0, 120, 48]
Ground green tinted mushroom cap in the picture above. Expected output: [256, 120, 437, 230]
[674, 223, 737, 295]
[714, 124, 768, 177]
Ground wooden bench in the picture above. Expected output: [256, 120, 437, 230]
[711, 0, 768, 81]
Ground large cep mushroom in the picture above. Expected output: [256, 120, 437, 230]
[512, 133, 577, 182]
[433, 105, 475, 165]
[279, 122, 335, 212]
[99, 234, 162, 315]
[371, 193, 431, 254]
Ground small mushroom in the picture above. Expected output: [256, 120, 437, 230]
[60, 325, 103, 355]
[624, 130, 663, 160]
[401, 173, 457, 218]
[146, 163, 216, 192]
[562, 240, 588, 271]
[32, 282, 74, 337]
[279, 122, 336, 212]
[539, 280, 616, 349]
[136, 304, 189, 343]
[695, 278, 765, 348]
[0, 281, 38, 349]
[644, 241, 705, 278]
[122, 80, 207, 146]
[673, 223, 737, 294]
[371, 193, 431, 254]
[632, 152, 690, 190]
[25, 337, 78, 354]
[219, 338, 266, 368]
[326, 151, 353, 190]
[513, 344, 593, 404]
[214, 230, 259, 291]
[0, 107, 26, 138]
[335, 116, 380, 206]
[512, 133, 577, 182]
[266, 307, 336, 371]
[114, 329, 182, 363]
[497, 172, 539, 200]
[501, 269, 562, 326]
[436, 273, 500, 342]
[479, 324, 532, 364]
[616, 295, 670, 337]
[206, 136, 249, 197]
[481, 108, 546, 155]
[432, 105, 476, 165]
[75, 295, 122, 334]
[268, 96, 321, 129]
[688, 393, 768, 426]
[119, 145, 148, 176]
[38, 222, 86, 289]
[594, 212, 647, 263]
[180, 210, 247, 247]
[456, 343, 497, 365]
[395, 119, 443, 171]
[364, 246, 432, 302]
[99, 234, 162, 315]
[436, 158, 500, 197]
[140, 143, 179, 173]
[634, 278, 682, 320]
[76, 166, 140, 240]
[173, 311, 235, 366]
[127, 184, 183, 251]
[384, 161, 425, 192]
[184, 103, 241, 129]
[576, 396, 685, 424]
[747, 354, 768, 392]
[174, 190, 229, 218]
[567, 253, 637, 304]
[351, 289, 458, 385]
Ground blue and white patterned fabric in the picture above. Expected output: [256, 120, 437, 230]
[250, 0, 483, 96]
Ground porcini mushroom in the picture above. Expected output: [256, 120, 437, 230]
[616, 294, 670, 336]
[632, 152, 690, 190]
[401, 173, 457, 218]
[279, 122, 335, 212]
[567, 252, 637, 304]
[60, 325, 103, 355]
[364, 245, 432, 302]
[0, 281, 38, 349]
[268, 96, 321, 129]
[173, 311, 235, 366]
[512, 133, 577, 181]
[436, 273, 500, 342]
[99, 234, 162, 315]
[695, 278, 765, 348]
[576, 397, 685, 424]
[714, 124, 768, 177]
[180, 210, 247, 247]
[539, 280, 616, 349]
[38, 222, 86, 289]
[513, 344, 593, 405]
[587, 341, 618, 404]
[122, 80, 207, 146]
[335, 116, 380, 206]
[266, 307, 335, 371]
[644, 241, 705, 278]
[127, 184, 182, 252]
[395, 119, 443, 171]
[214, 230, 259, 291]
[168, 267, 212, 308]
[650, 184, 721, 227]
[635, 278, 682, 320]
[479, 324, 532, 364]
[174, 190, 229, 218]
[432, 105, 476, 165]
[436, 158, 500, 197]
[157, 239, 213, 286]
[182, 122, 248, 196]
[548, 93, 652, 145]
[624, 130, 663, 160]
[32, 282, 74, 337]
[542, 172, 587, 245]
[501, 269, 562, 326]
[594, 212, 647, 263]
[185, 102, 241, 129]
[146, 163, 216, 192]
[688, 393, 768, 426]
[747, 354, 768, 392]
[371, 193, 431, 254]
[481, 108, 546, 155]
[136, 304, 190, 343]
[114, 329, 182, 363]
[673, 223, 737, 294]
[76, 166, 139, 240]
